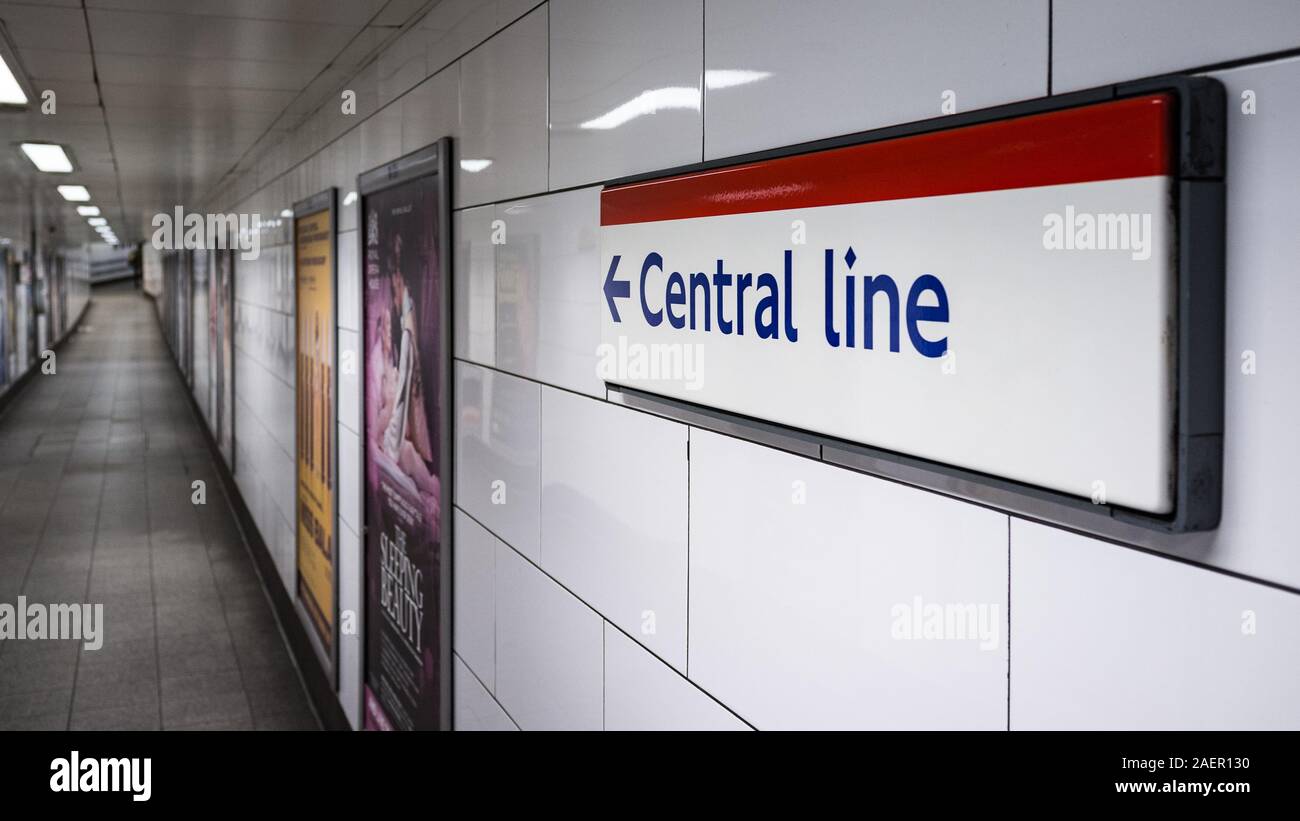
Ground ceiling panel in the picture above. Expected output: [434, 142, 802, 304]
[0, 0, 432, 247]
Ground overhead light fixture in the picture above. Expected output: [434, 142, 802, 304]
[20, 143, 74, 173]
[77, 205, 100, 216]
[0, 22, 32, 107]
[58, 185, 91, 201]
[87, 217, 107, 226]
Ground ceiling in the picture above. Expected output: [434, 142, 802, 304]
[0, 0, 432, 250]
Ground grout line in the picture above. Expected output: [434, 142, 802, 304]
[456, 502, 756, 730]
[1006, 515, 1011, 731]
[454, 650, 520, 730]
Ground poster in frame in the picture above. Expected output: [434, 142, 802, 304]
[293, 187, 340, 684]
[357, 139, 452, 731]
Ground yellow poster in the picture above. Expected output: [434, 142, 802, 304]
[295, 207, 335, 658]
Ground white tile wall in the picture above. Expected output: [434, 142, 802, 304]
[401, 65, 459, 154]
[453, 205, 496, 366]
[1192, 57, 1300, 590]
[453, 508, 497, 689]
[703, 0, 1049, 159]
[548, 0, 704, 188]
[337, 328, 361, 436]
[689, 429, 1008, 729]
[1053, 0, 1300, 92]
[456, 6, 549, 207]
[454, 361, 541, 560]
[493, 187, 603, 396]
[603, 625, 749, 731]
[337, 229, 360, 333]
[494, 539, 603, 729]
[1011, 520, 1300, 729]
[338, 520, 364, 729]
[453, 655, 517, 730]
[541, 388, 689, 670]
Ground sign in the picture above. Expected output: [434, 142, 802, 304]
[294, 189, 337, 676]
[359, 140, 452, 731]
[600, 84, 1225, 528]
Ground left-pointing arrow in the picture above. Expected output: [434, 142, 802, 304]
[603, 254, 629, 322]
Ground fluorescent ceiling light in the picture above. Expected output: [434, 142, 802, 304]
[0, 51, 26, 105]
[87, 217, 107, 226]
[58, 185, 91, 201]
[580, 86, 700, 130]
[76, 206, 100, 216]
[459, 159, 492, 173]
[20, 143, 73, 173]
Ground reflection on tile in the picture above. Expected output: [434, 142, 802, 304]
[541, 388, 688, 669]
[703, 0, 1047, 159]
[454, 362, 541, 560]
[549, 0, 703, 188]
[456, 7, 549, 207]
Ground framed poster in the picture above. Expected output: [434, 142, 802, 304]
[358, 139, 452, 731]
[293, 188, 339, 681]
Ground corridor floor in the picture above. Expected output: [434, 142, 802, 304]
[0, 283, 318, 730]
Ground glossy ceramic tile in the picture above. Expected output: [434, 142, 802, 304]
[603, 624, 748, 731]
[453, 654, 517, 730]
[1053, 0, 1300, 91]
[338, 520, 364, 728]
[453, 205, 496, 366]
[453, 508, 497, 690]
[689, 429, 1008, 729]
[494, 540, 603, 730]
[540, 388, 688, 670]
[548, 0, 703, 188]
[454, 362, 541, 560]
[337, 229, 360, 333]
[455, 6, 549, 207]
[703, 0, 1048, 159]
[1190, 58, 1300, 589]
[493, 187, 602, 396]
[400, 65, 459, 154]
[1011, 520, 1300, 729]
[337, 328, 360, 436]
[337, 425, 361, 537]
[359, 100, 403, 174]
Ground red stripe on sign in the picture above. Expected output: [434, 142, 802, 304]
[602, 93, 1173, 226]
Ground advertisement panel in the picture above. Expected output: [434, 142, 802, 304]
[359, 141, 451, 731]
[294, 189, 338, 675]
[599, 82, 1224, 531]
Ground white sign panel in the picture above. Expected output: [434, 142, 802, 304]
[600, 94, 1179, 514]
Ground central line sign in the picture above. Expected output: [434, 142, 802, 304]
[599, 81, 1225, 530]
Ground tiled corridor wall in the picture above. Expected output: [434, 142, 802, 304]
[193, 0, 1300, 729]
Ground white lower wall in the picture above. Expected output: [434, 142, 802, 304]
[176, 0, 1300, 730]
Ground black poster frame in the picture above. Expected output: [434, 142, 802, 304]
[356, 138, 453, 731]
